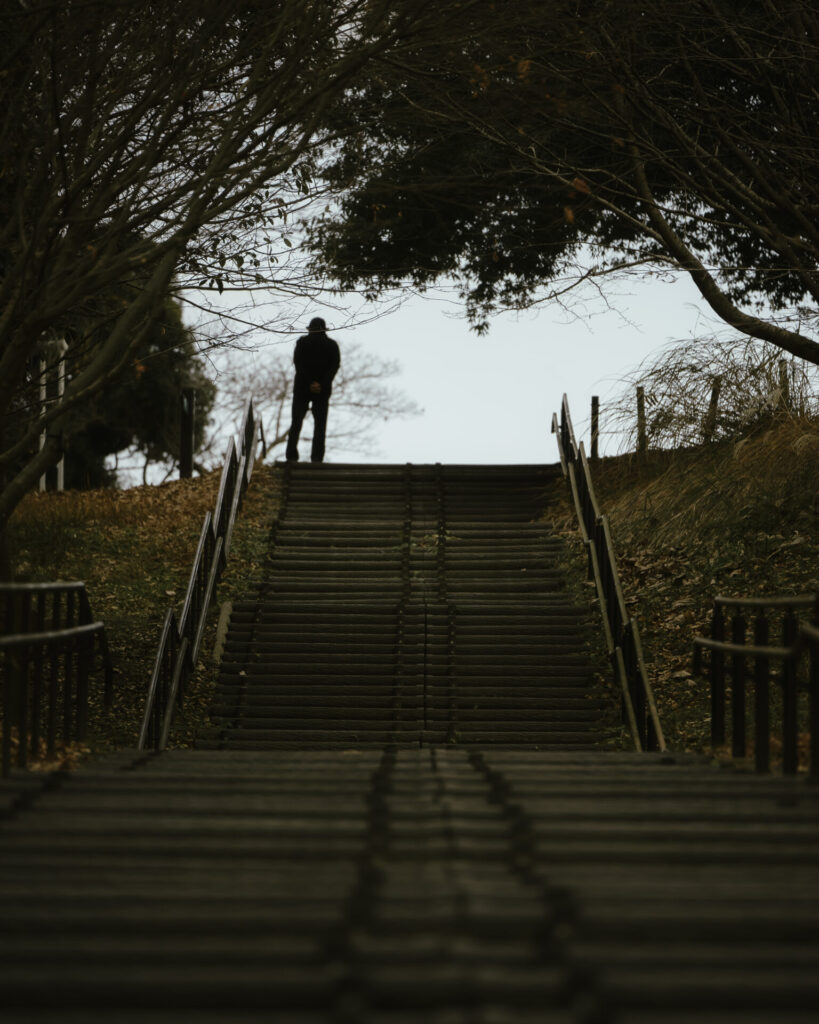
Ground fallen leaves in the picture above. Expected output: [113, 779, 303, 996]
[8, 464, 282, 760]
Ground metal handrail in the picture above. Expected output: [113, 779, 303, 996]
[693, 593, 819, 774]
[0, 582, 113, 691]
[552, 395, 666, 753]
[0, 621, 105, 648]
[1, 580, 112, 775]
[137, 400, 258, 751]
[693, 636, 793, 660]
[715, 594, 816, 611]
[0, 581, 87, 594]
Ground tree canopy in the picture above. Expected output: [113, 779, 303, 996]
[308, 0, 819, 364]
[0, 0, 466, 569]
[63, 297, 216, 488]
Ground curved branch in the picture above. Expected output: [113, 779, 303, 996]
[632, 150, 819, 366]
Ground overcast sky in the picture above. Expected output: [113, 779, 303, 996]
[203, 269, 738, 467]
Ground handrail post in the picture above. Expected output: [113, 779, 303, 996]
[1, 652, 10, 776]
[702, 376, 721, 443]
[781, 609, 799, 775]
[77, 632, 90, 741]
[710, 603, 726, 747]
[730, 611, 746, 758]
[696, 595, 818, 773]
[139, 400, 256, 752]
[553, 395, 666, 754]
[754, 614, 770, 773]
[636, 385, 647, 459]
[808, 627, 819, 779]
[16, 648, 29, 769]
[624, 620, 646, 749]
[63, 634, 74, 745]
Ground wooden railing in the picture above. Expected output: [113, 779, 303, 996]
[137, 401, 258, 751]
[0, 582, 113, 775]
[693, 594, 819, 774]
[552, 394, 665, 752]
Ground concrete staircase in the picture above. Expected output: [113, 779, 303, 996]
[2, 462, 819, 1022]
[2, 748, 819, 1021]
[203, 463, 610, 750]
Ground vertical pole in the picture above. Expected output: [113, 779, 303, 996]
[77, 632, 90, 742]
[710, 603, 726, 747]
[1, 651, 9, 777]
[636, 386, 647, 458]
[2, 598, 20, 774]
[703, 376, 721, 443]
[56, 346, 66, 491]
[779, 359, 790, 410]
[31, 592, 45, 756]
[15, 651, 29, 769]
[754, 613, 770, 773]
[15, 596, 30, 768]
[781, 609, 798, 775]
[47, 592, 60, 755]
[731, 612, 746, 758]
[591, 395, 599, 462]
[63, 591, 75, 743]
[179, 388, 195, 479]
[810, 634, 819, 780]
[39, 357, 47, 493]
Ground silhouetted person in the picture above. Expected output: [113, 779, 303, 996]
[285, 317, 340, 463]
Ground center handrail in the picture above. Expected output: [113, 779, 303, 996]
[552, 394, 665, 752]
[137, 401, 258, 751]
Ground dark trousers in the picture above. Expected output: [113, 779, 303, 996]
[285, 390, 330, 462]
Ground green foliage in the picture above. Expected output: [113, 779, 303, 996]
[308, 0, 819, 357]
[63, 297, 216, 487]
[1, 0, 441, 541]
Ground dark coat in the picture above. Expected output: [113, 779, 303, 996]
[292, 332, 340, 396]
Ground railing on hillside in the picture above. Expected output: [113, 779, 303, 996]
[552, 394, 665, 752]
[693, 594, 819, 774]
[0, 582, 113, 775]
[138, 401, 259, 752]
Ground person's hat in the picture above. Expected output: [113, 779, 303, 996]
[308, 317, 327, 332]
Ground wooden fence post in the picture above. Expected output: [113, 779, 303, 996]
[779, 359, 790, 410]
[591, 395, 599, 461]
[636, 386, 647, 458]
[702, 376, 721, 443]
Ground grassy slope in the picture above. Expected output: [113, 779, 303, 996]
[8, 463, 281, 761]
[7, 419, 817, 763]
[560, 417, 819, 754]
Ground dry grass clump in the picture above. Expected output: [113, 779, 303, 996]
[10, 473, 223, 582]
[606, 336, 819, 452]
[599, 416, 819, 557]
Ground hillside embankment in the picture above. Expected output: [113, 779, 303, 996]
[6, 419, 817, 764]
[550, 415, 819, 754]
[6, 464, 281, 764]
